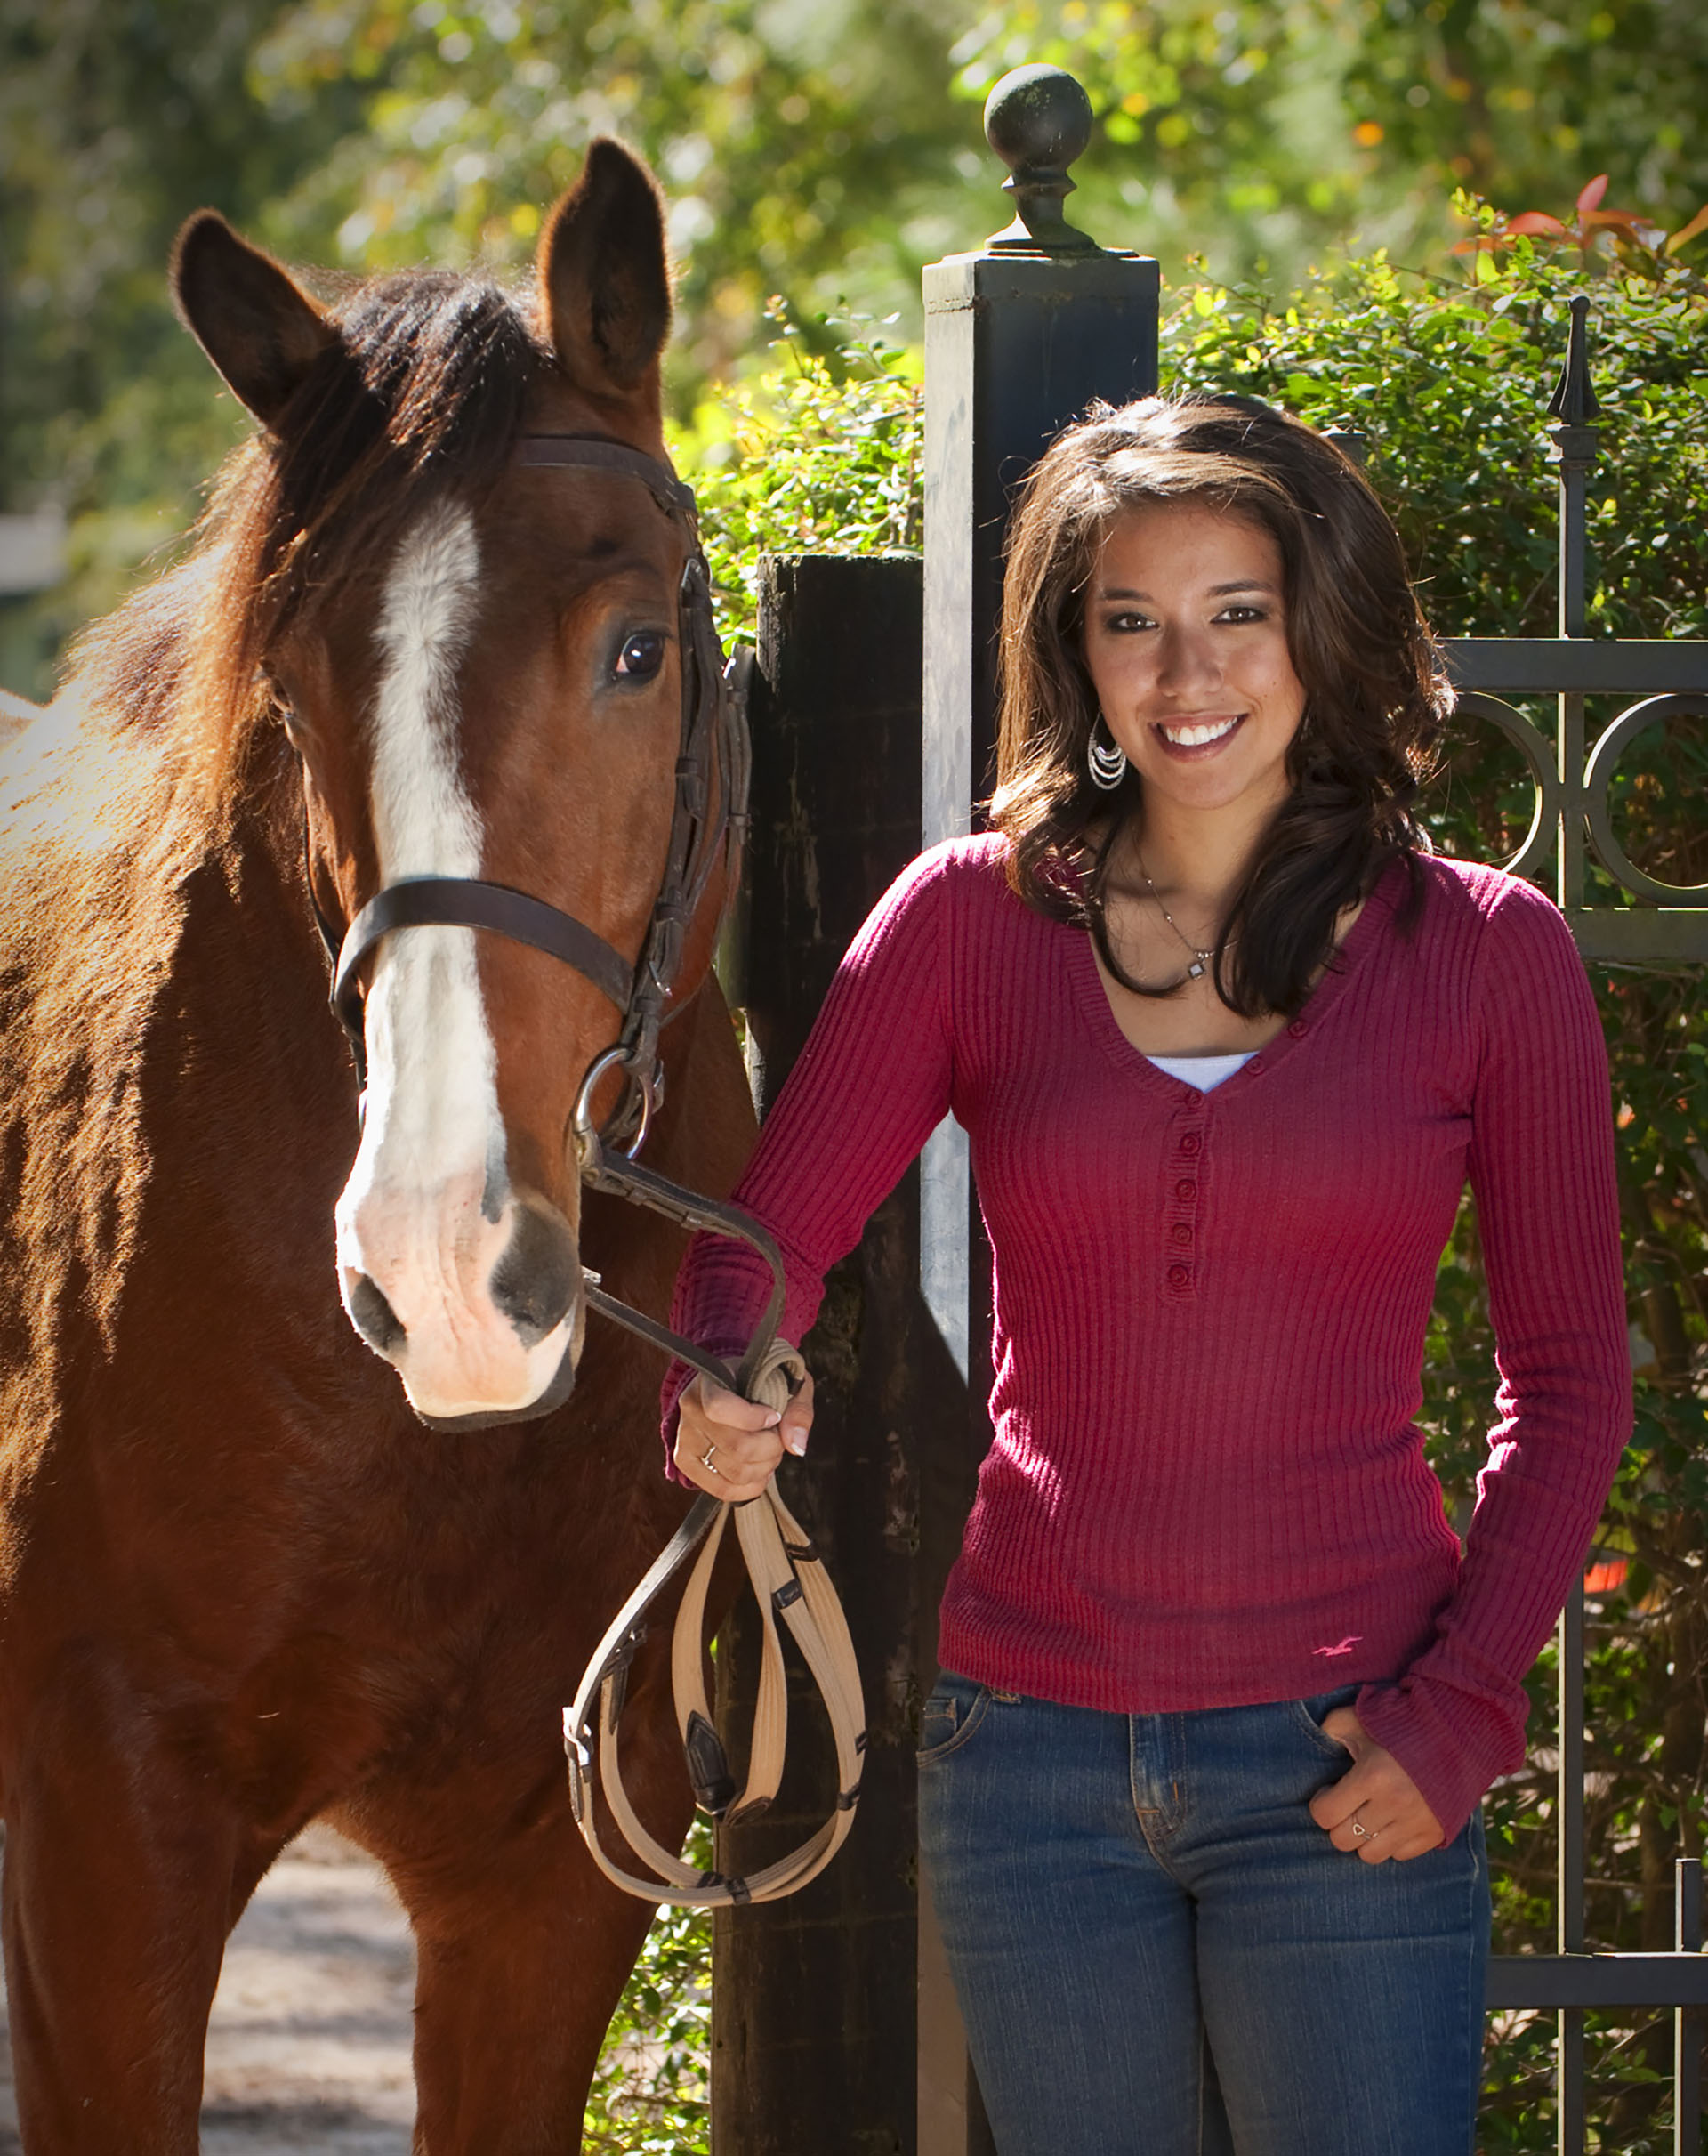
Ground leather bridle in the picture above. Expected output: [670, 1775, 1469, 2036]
[298, 431, 866, 1907]
[325, 433, 748, 1162]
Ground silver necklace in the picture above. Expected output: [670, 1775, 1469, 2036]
[1134, 844, 1217, 981]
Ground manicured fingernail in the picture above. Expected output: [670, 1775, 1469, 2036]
[761, 1410, 781, 1428]
[785, 1428, 808, 1456]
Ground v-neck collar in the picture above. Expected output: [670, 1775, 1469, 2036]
[1065, 855, 1408, 1098]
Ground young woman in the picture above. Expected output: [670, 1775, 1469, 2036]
[665, 396, 1631, 2156]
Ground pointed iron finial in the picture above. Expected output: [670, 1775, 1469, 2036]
[983, 65, 1099, 254]
[1546, 295, 1602, 424]
[1547, 296, 1600, 637]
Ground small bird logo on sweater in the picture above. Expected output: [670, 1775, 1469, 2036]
[1313, 1636, 1362, 1658]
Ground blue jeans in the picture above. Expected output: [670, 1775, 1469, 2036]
[917, 1672, 1489, 2156]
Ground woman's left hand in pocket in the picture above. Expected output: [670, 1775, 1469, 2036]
[1308, 1708, 1446, 1863]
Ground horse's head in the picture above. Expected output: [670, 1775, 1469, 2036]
[172, 143, 731, 1430]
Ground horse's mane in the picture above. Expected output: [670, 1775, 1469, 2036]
[60, 268, 545, 801]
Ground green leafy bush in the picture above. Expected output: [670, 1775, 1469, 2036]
[670, 302, 923, 646]
[582, 1822, 714, 2152]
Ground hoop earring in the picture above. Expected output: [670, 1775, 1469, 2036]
[1087, 712, 1128, 793]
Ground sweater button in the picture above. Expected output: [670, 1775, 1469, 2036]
[1180, 1134, 1202, 1156]
[1167, 1264, 1191, 1288]
[1175, 1178, 1196, 1201]
[1288, 1019, 1309, 1038]
[1171, 1223, 1192, 1246]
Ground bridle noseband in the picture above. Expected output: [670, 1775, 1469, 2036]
[321, 432, 749, 1164]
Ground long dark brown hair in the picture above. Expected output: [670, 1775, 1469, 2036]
[990, 395, 1449, 1016]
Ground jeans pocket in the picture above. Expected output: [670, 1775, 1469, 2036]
[1289, 1685, 1358, 1758]
[916, 1672, 993, 1765]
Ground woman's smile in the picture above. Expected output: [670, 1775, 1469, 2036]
[1153, 710, 1245, 754]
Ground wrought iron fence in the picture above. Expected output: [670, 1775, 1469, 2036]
[1435, 293, 1708, 2156]
[1441, 295, 1708, 967]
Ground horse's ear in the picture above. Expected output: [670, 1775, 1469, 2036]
[537, 140, 671, 410]
[171, 211, 336, 429]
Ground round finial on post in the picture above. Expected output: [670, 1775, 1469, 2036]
[983, 64, 1099, 254]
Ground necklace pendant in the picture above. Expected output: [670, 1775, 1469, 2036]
[1187, 958, 1205, 979]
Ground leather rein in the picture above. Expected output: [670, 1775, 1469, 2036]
[303, 432, 866, 1909]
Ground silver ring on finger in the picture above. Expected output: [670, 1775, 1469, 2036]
[699, 1443, 721, 1475]
[1349, 1818, 1369, 1840]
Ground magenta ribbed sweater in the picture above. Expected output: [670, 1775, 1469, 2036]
[666, 836, 1631, 1839]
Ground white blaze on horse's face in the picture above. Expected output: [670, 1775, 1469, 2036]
[334, 500, 583, 1425]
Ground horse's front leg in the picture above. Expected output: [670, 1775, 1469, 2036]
[367, 1673, 692, 2155]
[1, 1664, 251, 2154]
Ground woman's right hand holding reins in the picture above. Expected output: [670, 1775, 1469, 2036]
[673, 1368, 815, 1502]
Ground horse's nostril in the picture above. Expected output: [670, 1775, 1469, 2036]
[348, 1272, 407, 1354]
[489, 1204, 579, 1347]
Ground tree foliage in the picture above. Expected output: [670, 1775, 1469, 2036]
[249, 0, 979, 379]
[954, 0, 1708, 288]
[7, 2, 1708, 700]
[0, 0, 367, 689]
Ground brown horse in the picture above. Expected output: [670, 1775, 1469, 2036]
[0, 141, 755, 2152]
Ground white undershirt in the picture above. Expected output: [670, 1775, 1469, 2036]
[1143, 1050, 1256, 1092]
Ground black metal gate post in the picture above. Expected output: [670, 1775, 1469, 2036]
[916, 64, 1159, 2156]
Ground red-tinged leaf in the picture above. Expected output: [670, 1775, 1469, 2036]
[1581, 206, 1643, 231]
[1664, 202, 1708, 254]
[1576, 173, 1610, 214]
[1505, 211, 1567, 238]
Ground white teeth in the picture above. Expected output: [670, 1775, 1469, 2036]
[1160, 715, 1240, 747]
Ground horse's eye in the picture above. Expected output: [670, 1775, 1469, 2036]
[615, 630, 665, 681]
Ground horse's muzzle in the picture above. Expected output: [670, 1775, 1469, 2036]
[338, 1182, 588, 1431]
[405, 1328, 581, 1433]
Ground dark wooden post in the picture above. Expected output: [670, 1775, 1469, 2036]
[916, 64, 1160, 2156]
[712, 552, 965, 2155]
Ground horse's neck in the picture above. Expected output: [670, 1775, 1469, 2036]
[0, 699, 350, 1364]
[69, 700, 354, 1145]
